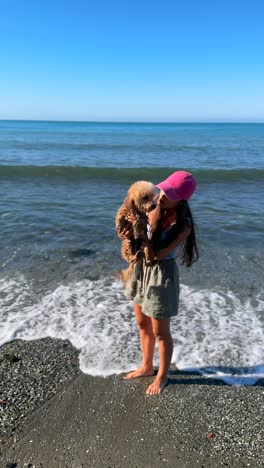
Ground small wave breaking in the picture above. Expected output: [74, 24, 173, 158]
[1, 165, 263, 183]
[1, 275, 264, 385]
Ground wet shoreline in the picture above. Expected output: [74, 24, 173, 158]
[1, 338, 264, 467]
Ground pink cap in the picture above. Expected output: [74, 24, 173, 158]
[156, 171, 197, 201]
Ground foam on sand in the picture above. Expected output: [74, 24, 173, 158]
[0, 275, 263, 384]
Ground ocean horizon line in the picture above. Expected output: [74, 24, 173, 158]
[0, 119, 264, 125]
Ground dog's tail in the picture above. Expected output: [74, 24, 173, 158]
[115, 265, 134, 286]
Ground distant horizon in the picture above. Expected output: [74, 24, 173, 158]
[1, 119, 264, 125]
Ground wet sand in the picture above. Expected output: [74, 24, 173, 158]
[1, 338, 264, 468]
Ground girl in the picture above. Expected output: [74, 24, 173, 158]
[120, 171, 199, 395]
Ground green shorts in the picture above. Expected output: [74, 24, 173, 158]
[125, 258, 180, 319]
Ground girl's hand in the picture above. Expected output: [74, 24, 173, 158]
[126, 214, 138, 225]
[119, 221, 133, 240]
[143, 239, 157, 263]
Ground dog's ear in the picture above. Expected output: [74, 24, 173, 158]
[131, 199, 136, 210]
[124, 195, 130, 205]
[118, 216, 127, 233]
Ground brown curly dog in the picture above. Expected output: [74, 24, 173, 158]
[116, 180, 157, 284]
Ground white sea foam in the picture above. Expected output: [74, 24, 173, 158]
[172, 285, 264, 385]
[0, 275, 264, 385]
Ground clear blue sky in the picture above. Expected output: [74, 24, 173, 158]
[1, 0, 264, 122]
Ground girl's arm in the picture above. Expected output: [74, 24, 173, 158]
[155, 224, 191, 260]
[148, 205, 162, 232]
[145, 223, 191, 261]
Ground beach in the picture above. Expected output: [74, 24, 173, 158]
[1, 0, 264, 461]
[1, 337, 264, 468]
[1, 121, 264, 466]
[1, 121, 264, 384]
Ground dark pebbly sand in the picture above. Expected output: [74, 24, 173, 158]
[1, 338, 264, 468]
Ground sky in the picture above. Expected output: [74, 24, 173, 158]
[0, 0, 264, 122]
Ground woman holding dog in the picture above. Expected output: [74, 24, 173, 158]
[119, 171, 198, 395]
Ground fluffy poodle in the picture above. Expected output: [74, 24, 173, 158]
[116, 180, 157, 283]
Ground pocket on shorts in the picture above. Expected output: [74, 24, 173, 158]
[145, 271, 179, 316]
[146, 277, 172, 304]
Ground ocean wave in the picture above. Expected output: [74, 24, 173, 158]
[0, 142, 213, 152]
[0, 275, 264, 384]
[1, 165, 263, 182]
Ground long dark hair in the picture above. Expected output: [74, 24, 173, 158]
[151, 201, 199, 267]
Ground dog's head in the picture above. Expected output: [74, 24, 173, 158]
[127, 181, 157, 213]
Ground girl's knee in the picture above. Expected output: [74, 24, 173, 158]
[134, 303, 152, 331]
[152, 318, 171, 340]
[136, 314, 152, 331]
[153, 330, 171, 341]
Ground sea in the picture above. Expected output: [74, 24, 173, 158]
[0, 120, 263, 385]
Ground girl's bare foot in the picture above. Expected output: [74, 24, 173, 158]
[146, 377, 168, 395]
[123, 367, 155, 379]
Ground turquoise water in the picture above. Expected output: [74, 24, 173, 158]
[0, 121, 264, 383]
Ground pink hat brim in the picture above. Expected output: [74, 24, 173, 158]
[156, 181, 181, 201]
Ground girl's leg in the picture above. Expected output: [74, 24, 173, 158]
[146, 317, 173, 395]
[123, 303, 156, 379]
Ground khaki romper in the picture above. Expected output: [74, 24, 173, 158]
[125, 256, 180, 319]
